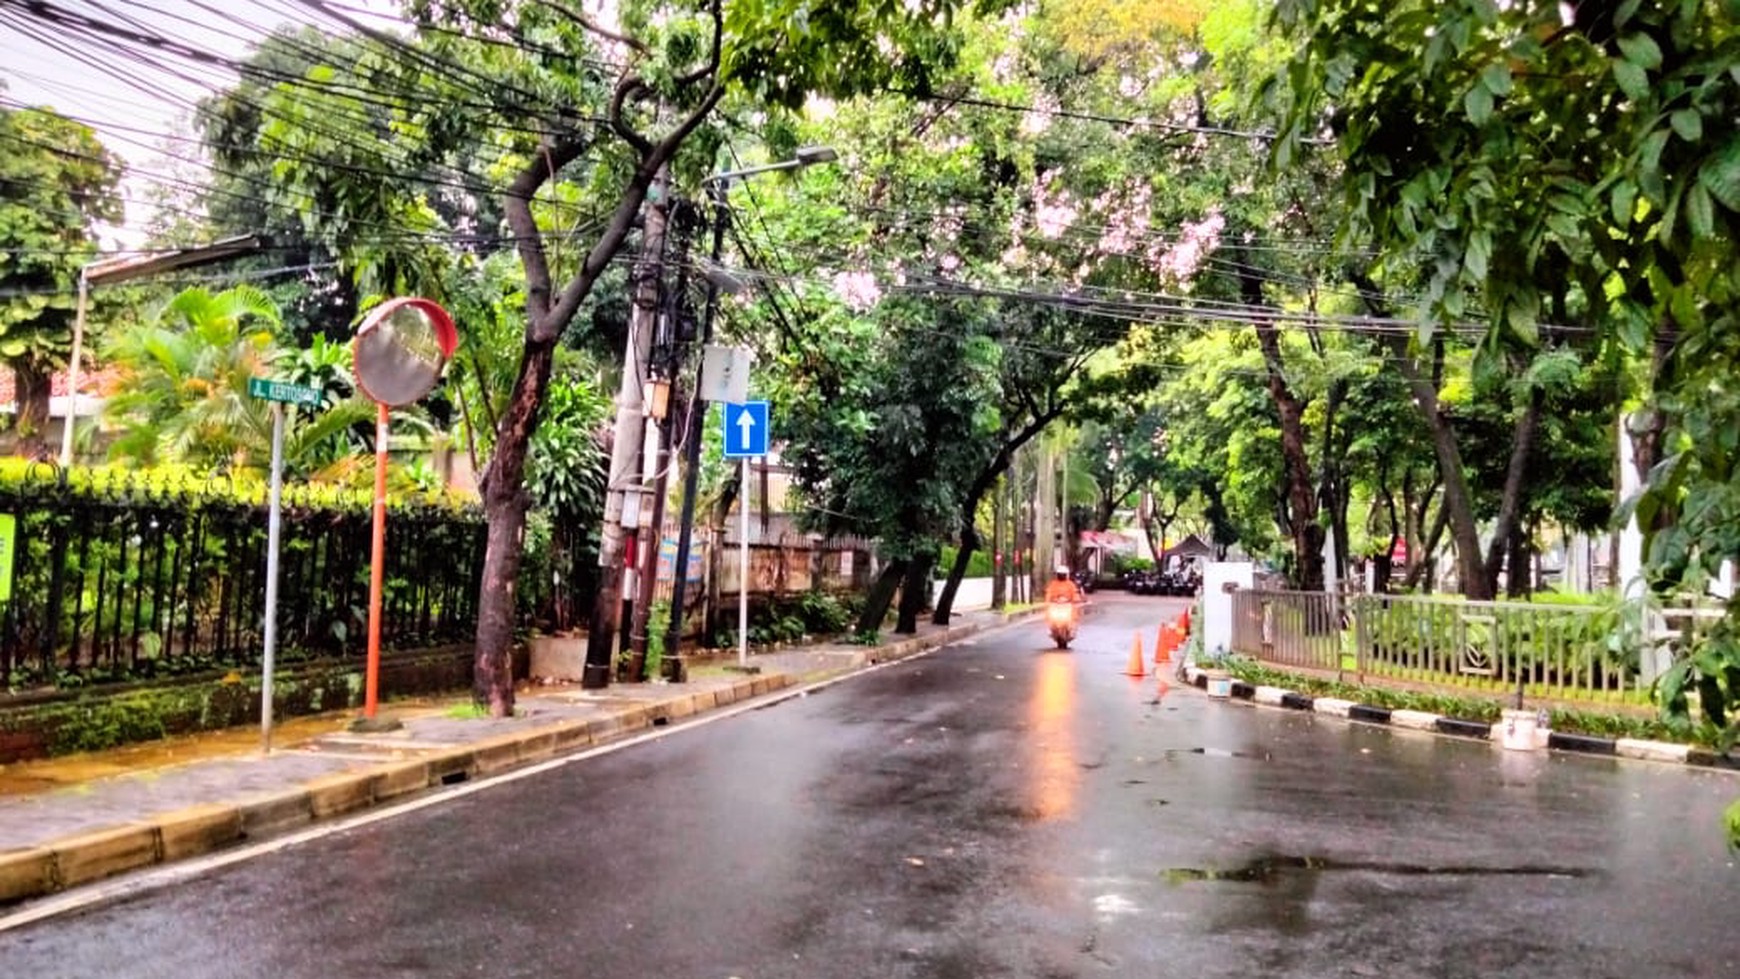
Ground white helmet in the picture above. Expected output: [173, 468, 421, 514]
[1056, 564, 1071, 575]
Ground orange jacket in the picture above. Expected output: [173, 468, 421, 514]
[1045, 578, 1083, 604]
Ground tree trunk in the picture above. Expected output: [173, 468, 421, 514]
[896, 552, 932, 634]
[1481, 386, 1545, 595]
[1353, 273, 1489, 599]
[1254, 323, 1324, 591]
[473, 337, 559, 714]
[1387, 338, 1490, 599]
[933, 521, 979, 625]
[12, 363, 51, 458]
[1505, 520, 1532, 598]
[1403, 494, 1452, 591]
[856, 559, 905, 636]
[1242, 267, 1324, 592]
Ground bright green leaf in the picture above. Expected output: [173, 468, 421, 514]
[1612, 59, 1650, 100]
[1616, 33, 1663, 71]
[1686, 182, 1716, 239]
[1671, 109, 1703, 143]
[1610, 178, 1638, 227]
[1464, 83, 1493, 125]
[1698, 136, 1740, 212]
[1480, 61, 1512, 97]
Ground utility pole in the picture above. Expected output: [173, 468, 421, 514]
[627, 203, 695, 680]
[583, 165, 670, 689]
[1034, 443, 1055, 595]
[991, 474, 1006, 610]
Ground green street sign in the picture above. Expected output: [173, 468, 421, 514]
[247, 377, 322, 406]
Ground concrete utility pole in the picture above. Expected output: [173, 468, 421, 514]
[627, 208, 694, 680]
[1033, 444, 1055, 596]
[583, 165, 670, 689]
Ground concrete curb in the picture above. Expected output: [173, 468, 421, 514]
[1, 619, 997, 909]
[1204, 671, 1738, 773]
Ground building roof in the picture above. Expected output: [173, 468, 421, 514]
[0, 366, 127, 415]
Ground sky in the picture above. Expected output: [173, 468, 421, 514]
[0, 0, 403, 247]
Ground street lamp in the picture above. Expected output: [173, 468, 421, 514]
[59, 234, 264, 466]
[660, 147, 836, 681]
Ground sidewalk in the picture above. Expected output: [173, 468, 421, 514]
[0, 610, 1030, 907]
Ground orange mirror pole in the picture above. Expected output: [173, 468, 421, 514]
[364, 401, 389, 718]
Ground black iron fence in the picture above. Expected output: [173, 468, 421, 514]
[0, 467, 487, 691]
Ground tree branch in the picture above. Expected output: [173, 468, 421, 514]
[543, 1, 649, 54]
[610, 76, 654, 156]
[543, 83, 727, 339]
[504, 136, 591, 323]
[674, 0, 724, 87]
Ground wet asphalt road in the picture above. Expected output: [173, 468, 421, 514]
[2, 597, 1737, 978]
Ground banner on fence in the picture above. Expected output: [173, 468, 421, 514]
[0, 513, 13, 601]
[657, 537, 705, 584]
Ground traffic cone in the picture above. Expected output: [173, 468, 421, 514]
[1155, 624, 1173, 665]
[1124, 633, 1147, 677]
[1180, 608, 1191, 634]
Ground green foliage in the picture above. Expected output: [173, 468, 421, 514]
[936, 544, 994, 579]
[0, 101, 124, 444]
[776, 295, 1007, 558]
[645, 600, 670, 677]
[101, 286, 399, 482]
[1222, 659, 1709, 744]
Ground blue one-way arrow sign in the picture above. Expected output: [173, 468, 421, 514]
[723, 400, 769, 458]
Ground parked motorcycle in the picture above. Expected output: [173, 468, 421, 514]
[1046, 599, 1079, 649]
[1071, 569, 1097, 595]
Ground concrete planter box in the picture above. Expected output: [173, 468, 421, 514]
[528, 635, 589, 682]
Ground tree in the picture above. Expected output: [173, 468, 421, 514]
[776, 294, 1005, 634]
[0, 101, 122, 454]
[1273, 0, 1740, 758]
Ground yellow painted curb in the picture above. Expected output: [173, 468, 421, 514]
[549, 718, 595, 750]
[303, 772, 374, 819]
[50, 824, 159, 889]
[516, 730, 560, 763]
[472, 735, 527, 775]
[0, 847, 54, 904]
[424, 745, 478, 785]
[154, 804, 243, 863]
[370, 760, 433, 803]
[237, 787, 314, 838]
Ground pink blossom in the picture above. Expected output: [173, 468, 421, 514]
[831, 270, 882, 310]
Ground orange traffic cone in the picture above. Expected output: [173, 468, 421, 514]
[1155, 625, 1173, 665]
[1125, 633, 1147, 677]
[1180, 608, 1191, 633]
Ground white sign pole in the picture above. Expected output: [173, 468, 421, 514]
[260, 402, 286, 753]
[739, 456, 751, 670]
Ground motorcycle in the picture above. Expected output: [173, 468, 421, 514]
[1047, 599, 1080, 649]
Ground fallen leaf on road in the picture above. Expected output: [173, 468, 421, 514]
[906, 857, 926, 867]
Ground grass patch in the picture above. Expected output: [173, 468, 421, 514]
[442, 702, 490, 720]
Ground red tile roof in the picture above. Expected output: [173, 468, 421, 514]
[0, 365, 128, 406]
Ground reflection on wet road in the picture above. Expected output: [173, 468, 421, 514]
[2, 598, 1735, 978]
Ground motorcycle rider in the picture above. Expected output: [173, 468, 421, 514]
[1045, 564, 1084, 605]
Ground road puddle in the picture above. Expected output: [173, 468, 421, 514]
[1160, 747, 1271, 761]
[1163, 854, 1593, 884]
